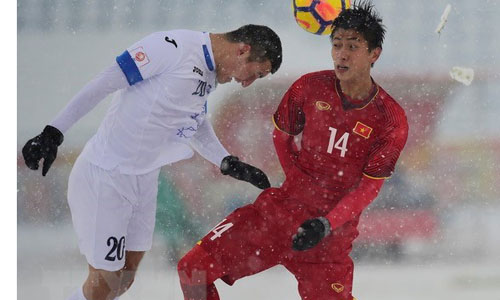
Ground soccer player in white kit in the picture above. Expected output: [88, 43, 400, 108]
[22, 24, 282, 300]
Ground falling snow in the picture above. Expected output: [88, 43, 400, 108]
[16, 1, 500, 299]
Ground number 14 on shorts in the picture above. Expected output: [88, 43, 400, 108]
[209, 219, 234, 241]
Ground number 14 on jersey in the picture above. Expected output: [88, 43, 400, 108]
[209, 219, 234, 241]
[327, 127, 349, 157]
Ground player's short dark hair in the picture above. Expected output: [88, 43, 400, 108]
[331, 0, 386, 51]
[225, 24, 283, 74]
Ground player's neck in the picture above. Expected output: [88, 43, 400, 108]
[338, 75, 373, 100]
[210, 33, 231, 70]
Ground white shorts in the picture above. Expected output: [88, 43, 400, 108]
[67, 155, 160, 271]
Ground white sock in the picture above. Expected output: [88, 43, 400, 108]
[66, 287, 86, 300]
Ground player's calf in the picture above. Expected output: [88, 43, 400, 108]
[83, 268, 137, 300]
[83, 251, 144, 300]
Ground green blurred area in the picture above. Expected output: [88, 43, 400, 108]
[154, 171, 203, 263]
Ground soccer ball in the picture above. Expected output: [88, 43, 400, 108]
[293, 0, 351, 35]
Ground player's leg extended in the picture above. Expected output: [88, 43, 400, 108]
[285, 254, 355, 300]
[177, 245, 224, 300]
[178, 189, 286, 300]
[83, 251, 145, 299]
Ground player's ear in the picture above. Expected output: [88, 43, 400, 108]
[370, 47, 382, 65]
[237, 43, 251, 57]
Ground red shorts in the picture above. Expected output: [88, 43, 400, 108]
[197, 187, 358, 300]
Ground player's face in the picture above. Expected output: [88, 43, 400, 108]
[331, 28, 381, 82]
[217, 44, 272, 87]
[232, 58, 271, 87]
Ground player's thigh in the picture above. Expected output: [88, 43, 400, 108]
[285, 257, 355, 300]
[68, 157, 134, 271]
[195, 203, 285, 285]
[124, 169, 160, 253]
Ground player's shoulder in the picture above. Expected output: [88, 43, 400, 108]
[291, 70, 335, 90]
[300, 69, 335, 83]
[374, 85, 408, 126]
[146, 29, 202, 46]
[144, 29, 211, 68]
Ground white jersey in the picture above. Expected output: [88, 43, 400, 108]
[80, 30, 218, 174]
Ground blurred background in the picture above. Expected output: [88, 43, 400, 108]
[17, 0, 500, 299]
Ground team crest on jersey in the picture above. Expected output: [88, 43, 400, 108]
[331, 283, 344, 293]
[315, 101, 332, 111]
[130, 46, 150, 68]
[353, 121, 373, 139]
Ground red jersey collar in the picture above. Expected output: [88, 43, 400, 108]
[335, 77, 379, 110]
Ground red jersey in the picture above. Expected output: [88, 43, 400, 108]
[273, 70, 408, 209]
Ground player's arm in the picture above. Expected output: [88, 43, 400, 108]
[23, 31, 181, 176]
[272, 77, 306, 175]
[190, 119, 271, 190]
[22, 63, 129, 176]
[292, 175, 384, 251]
[272, 126, 299, 175]
[116, 31, 182, 85]
[50, 30, 181, 134]
[292, 108, 409, 251]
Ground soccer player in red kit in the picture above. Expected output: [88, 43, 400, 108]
[178, 2, 409, 299]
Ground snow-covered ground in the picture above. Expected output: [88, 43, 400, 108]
[18, 225, 500, 300]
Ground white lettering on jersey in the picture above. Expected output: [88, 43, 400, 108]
[209, 219, 234, 241]
[327, 127, 349, 157]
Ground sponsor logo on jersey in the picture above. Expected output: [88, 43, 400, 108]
[331, 282, 344, 293]
[129, 46, 150, 68]
[353, 121, 373, 139]
[315, 100, 332, 111]
[193, 66, 204, 77]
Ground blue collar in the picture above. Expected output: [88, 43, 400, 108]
[202, 44, 214, 71]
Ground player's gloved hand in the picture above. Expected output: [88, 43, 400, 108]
[292, 217, 331, 251]
[22, 125, 64, 176]
[220, 155, 271, 190]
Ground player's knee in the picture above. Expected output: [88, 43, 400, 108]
[118, 270, 137, 294]
[84, 266, 138, 299]
[177, 246, 221, 286]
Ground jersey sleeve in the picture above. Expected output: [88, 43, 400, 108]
[273, 77, 306, 136]
[189, 118, 230, 167]
[50, 63, 129, 133]
[115, 31, 182, 86]
[363, 105, 409, 179]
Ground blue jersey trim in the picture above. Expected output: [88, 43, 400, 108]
[116, 50, 143, 86]
[202, 45, 214, 71]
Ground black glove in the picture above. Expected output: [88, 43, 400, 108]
[292, 217, 331, 251]
[22, 125, 64, 176]
[220, 155, 271, 190]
